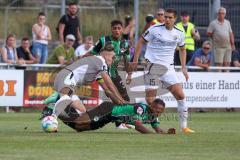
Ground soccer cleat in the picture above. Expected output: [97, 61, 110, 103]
[182, 127, 195, 133]
[116, 123, 129, 129]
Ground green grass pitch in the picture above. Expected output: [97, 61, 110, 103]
[0, 112, 239, 160]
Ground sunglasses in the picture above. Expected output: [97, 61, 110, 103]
[157, 13, 164, 16]
[203, 47, 210, 50]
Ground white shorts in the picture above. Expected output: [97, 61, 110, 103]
[144, 63, 180, 90]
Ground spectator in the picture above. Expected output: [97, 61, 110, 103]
[32, 12, 52, 64]
[74, 36, 94, 58]
[187, 40, 212, 71]
[140, 14, 154, 63]
[142, 9, 165, 33]
[46, 34, 76, 65]
[1, 34, 24, 65]
[58, 2, 82, 49]
[207, 7, 235, 72]
[175, 11, 200, 65]
[142, 14, 154, 33]
[122, 15, 135, 45]
[16, 37, 37, 64]
[151, 8, 165, 25]
[231, 50, 240, 67]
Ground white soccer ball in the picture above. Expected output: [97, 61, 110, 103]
[41, 115, 58, 133]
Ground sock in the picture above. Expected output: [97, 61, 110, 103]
[177, 99, 188, 129]
[43, 91, 60, 104]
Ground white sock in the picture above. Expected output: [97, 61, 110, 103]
[177, 99, 188, 129]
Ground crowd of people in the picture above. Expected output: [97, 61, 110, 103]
[0, 3, 239, 71]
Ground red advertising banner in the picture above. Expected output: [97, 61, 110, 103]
[23, 71, 99, 107]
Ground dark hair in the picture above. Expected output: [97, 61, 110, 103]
[165, 8, 177, 17]
[6, 34, 16, 43]
[111, 20, 123, 27]
[38, 12, 45, 17]
[21, 37, 29, 41]
[145, 14, 154, 23]
[124, 15, 132, 27]
[68, 2, 77, 6]
[152, 98, 165, 107]
[101, 42, 114, 52]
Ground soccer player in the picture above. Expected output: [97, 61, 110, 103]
[85, 20, 131, 102]
[130, 8, 195, 133]
[53, 43, 126, 117]
[56, 98, 176, 134]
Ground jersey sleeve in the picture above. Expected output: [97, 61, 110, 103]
[91, 38, 103, 55]
[142, 27, 154, 42]
[178, 32, 185, 47]
[151, 117, 160, 128]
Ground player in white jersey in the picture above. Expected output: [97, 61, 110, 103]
[130, 8, 194, 133]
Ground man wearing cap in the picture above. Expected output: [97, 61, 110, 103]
[175, 11, 200, 65]
[47, 34, 76, 64]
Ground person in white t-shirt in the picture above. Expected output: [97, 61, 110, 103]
[74, 36, 94, 58]
[130, 8, 194, 133]
[32, 12, 52, 64]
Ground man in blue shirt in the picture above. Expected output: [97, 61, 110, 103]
[231, 50, 240, 67]
[187, 40, 212, 71]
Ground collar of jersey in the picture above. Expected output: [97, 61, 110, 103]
[96, 55, 108, 68]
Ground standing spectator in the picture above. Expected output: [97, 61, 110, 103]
[151, 8, 165, 25]
[122, 15, 135, 45]
[142, 14, 154, 33]
[32, 12, 52, 64]
[46, 34, 76, 65]
[207, 7, 235, 72]
[16, 37, 37, 64]
[175, 11, 200, 65]
[187, 40, 212, 71]
[1, 34, 24, 65]
[140, 14, 154, 63]
[58, 2, 82, 49]
[142, 9, 165, 33]
[74, 36, 94, 58]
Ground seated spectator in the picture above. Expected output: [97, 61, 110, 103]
[74, 36, 94, 58]
[1, 34, 24, 65]
[46, 34, 76, 64]
[17, 37, 37, 64]
[187, 40, 212, 71]
[231, 50, 240, 67]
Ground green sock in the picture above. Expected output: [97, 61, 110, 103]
[43, 91, 60, 104]
[47, 104, 55, 110]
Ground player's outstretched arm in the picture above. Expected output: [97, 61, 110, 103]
[100, 72, 126, 104]
[128, 37, 146, 73]
[135, 121, 153, 134]
[153, 126, 176, 134]
[179, 46, 189, 81]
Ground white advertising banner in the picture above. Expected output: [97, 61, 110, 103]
[124, 71, 240, 108]
[0, 70, 24, 106]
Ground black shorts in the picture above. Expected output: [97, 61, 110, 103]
[58, 105, 80, 130]
[88, 102, 115, 130]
